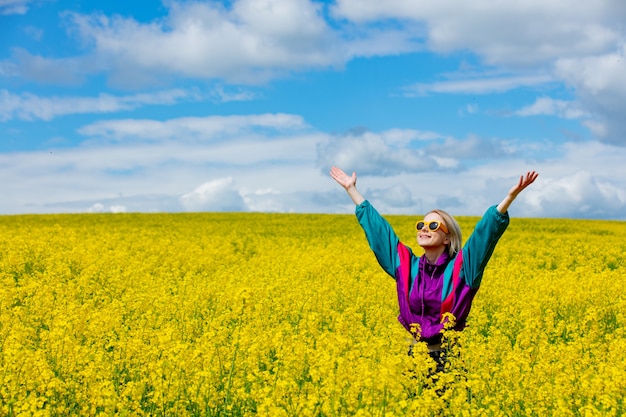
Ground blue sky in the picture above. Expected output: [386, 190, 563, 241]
[1, 0, 626, 219]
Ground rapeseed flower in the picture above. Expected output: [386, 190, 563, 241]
[0, 213, 624, 415]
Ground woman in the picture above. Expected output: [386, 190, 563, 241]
[330, 166, 538, 368]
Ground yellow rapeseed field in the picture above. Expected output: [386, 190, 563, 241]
[0, 212, 624, 416]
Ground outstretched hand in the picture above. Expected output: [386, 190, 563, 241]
[497, 170, 539, 213]
[330, 166, 357, 190]
[330, 166, 365, 206]
[508, 171, 539, 199]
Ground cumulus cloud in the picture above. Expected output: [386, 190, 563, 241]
[316, 129, 448, 176]
[317, 129, 529, 177]
[505, 44, 626, 146]
[332, 0, 624, 65]
[179, 177, 246, 212]
[2, 0, 424, 87]
[553, 44, 626, 145]
[56, 0, 345, 86]
[523, 171, 626, 219]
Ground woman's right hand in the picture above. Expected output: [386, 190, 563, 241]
[330, 166, 365, 206]
[330, 166, 357, 190]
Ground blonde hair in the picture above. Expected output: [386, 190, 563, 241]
[428, 209, 462, 257]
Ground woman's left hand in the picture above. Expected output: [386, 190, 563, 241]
[497, 171, 539, 213]
[508, 171, 539, 199]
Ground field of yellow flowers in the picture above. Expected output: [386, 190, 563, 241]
[1, 211, 624, 416]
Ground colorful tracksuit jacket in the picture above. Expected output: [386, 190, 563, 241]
[355, 200, 509, 344]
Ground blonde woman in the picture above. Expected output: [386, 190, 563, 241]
[330, 166, 538, 370]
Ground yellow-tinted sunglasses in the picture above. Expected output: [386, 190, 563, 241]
[416, 220, 449, 234]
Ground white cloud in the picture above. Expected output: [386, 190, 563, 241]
[463, 104, 479, 115]
[405, 74, 553, 96]
[369, 184, 417, 208]
[316, 129, 448, 176]
[211, 85, 259, 103]
[86, 203, 127, 213]
[0, 116, 319, 209]
[331, 0, 626, 145]
[516, 97, 588, 119]
[0, 48, 89, 85]
[327, 139, 626, 219]
[317, 129, 528, 179]
[3, 0, 424, 87]
[87, 203, 105, 213]
[332, 0, 624, 65]
[553, 43, 626, 145]
[427, 135, 519, 160]
[0, 88, 198, 121]
[0, 0, 31, 15]
[179, 177, 246, 212]
[0, 112, 323, 214]
[524, 171, 626, 219]
[1, 118, 625, 218]
[501, 43, 626, 146]
[60, 0, 345, 85]
[77, 113, 309, 141]
[342, 26, 425, 58]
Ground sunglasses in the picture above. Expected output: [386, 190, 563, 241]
[416, 220, 449, 234]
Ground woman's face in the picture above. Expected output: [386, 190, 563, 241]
[416, 212, 450, 249]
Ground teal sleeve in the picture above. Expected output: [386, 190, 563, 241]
[460, 205, 509, 289]
[355, 200, 401, 279]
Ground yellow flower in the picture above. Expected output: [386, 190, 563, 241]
[0, 213, 624, 415]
